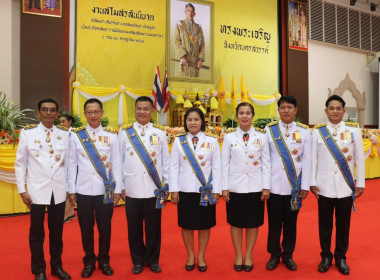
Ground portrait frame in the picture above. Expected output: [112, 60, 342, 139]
[288, 0, 307, 51]
[166, 0, 214, 84]
[22, 0, 62, 18]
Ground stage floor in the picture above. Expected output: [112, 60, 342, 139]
[0, 179, 379, 280]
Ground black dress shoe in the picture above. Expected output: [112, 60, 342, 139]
[336, 259, 350, 275]
[81, 264, 95, 278]
[52, 267, 71, 280]
[35, 273, 47, 280]
[234, 264, 243, 272]
[283, 258, 297, 271]
[132, 264, 144, 274]
[266, 256, 280, 270]
[318, 258, 332, 272]
[149, 264, 162, 273]
[198, 264, 207, 272]
[243, 264, 253, 272]
[99, 263, 114, 276]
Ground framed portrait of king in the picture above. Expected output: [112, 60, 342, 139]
[166, 0, 214, 83]
[22, 0, 62, 18]
[288, 0, 307, 51]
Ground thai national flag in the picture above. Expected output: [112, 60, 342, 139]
[152, 64, 163, 112]
[162, 69, 170, 113]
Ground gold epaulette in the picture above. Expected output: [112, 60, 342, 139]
[226, 128, 237, 134]
[71, 126, 86, 133]
[205, 132, 217, 138]
[56, 125, 68, 131]
[103, 126, 117, 134]
[345, 121, 359, 128]
[266, 121, 278, 127]
[121, 123, 133, 130]
[254, 127, 266, 134]
[296, 122, 309, 129]
[153, 123, 165, 130]
[314, 123, 327, 129]
[23, 124, 37, 130]
[175, 132, 186, 137]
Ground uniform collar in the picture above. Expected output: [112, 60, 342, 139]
[86, 124, 102, 133]
[134, 121, 151, 131]
[279, 120, 295, 129]
[238, 126, 253, 136]
[327, 121, 344, 130]
[39, 122, 54, 132]
[187, 131, 203, 139]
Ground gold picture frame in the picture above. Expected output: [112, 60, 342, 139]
[288, 0, 307, 51]
[166, 0, 214, 83]
[22, 0, 62, 18]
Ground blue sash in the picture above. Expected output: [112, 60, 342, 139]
[178, 135, 215, 206]
[77, 129, 115, 204]
[126, 127, 168, 209]
[269, 124, 302, 211]
[318, 126, 356, 212]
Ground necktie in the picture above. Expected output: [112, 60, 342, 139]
[192, 136, 198, 150]
[243, 133, 249, 146]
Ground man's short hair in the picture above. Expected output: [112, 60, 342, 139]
[186, 3, 195, 11]
[84, 98, 103, 111]
[135, 96, 154, 108]
[38, 98, 59, 111]
[325, 95, 346, 108]
[277, 95, 297, 108]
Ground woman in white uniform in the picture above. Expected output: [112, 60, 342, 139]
[170, 107, 221, 272]
[222, 102, 271, 272]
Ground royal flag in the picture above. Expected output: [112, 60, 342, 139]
[162, 69, 170, 113]
[241, 74, 248, 102]
[152, 64, 163, 112]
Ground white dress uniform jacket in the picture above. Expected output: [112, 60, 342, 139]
[311, 121, 365, 198]
[15, 123, 69, 205]
[118, 122, 170, 199]
[265, 120, 312, 195]
[68, 124, 122, 195]
[222, 127, 270, 193]
[169, 131, 222, 194]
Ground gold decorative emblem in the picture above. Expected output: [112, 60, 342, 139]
[296, 155, 301, 162]
[141, 130, 145, 136]
[130, 151, 134, 156]
[81, 152, 86, 157]
[106, 162, 111, 168]
[160, 199, 164, 205]
[55, 154, 61, 161]
[285, 132, 290, 137]
[292, 148, 298, 155]
[347, 155, 353, 161]
[151, 150, 157, 157]
[101, 154, 108, 161]
[34, 153, 39, 157]
[249, 154, 254, 159]
[154, 159, 157, 165]
[204, 195, 208, 201]
[253, 161, 259, 166]
[46, 137, 51, 143]
[49, 149, 54, 154]
[57, 135, 62, 140]
[60, 160, 65, 167]
[342, 146, 349, 153]
[198, 155, 204, 160]
[183, 156, 187, 160]
[201, 161, 206, 166]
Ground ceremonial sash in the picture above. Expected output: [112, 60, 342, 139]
[318, 126, 356, 212]
[77, 129, 115, 204]
[125, 127, 168, 209]
[178, 135, 215, 206]
[269, 124, 302, 211]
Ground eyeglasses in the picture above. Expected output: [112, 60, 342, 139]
[40, 107, 57, 113]
[85, 111, 102, 116]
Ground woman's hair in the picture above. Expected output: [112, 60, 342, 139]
[183, 107, 206, 132]
[61, 114, 74, 125]
[236, 102, 255, 118]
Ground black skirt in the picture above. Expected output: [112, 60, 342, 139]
[226, 192, 264, 228]
[177, 192, 216, 230]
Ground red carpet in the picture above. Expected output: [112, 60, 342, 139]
[1, 179, 379, 279]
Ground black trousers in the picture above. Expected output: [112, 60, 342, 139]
[125, 196, 162, 266]
[29, 194, 65, 274]
[267, 193, 299, 259]
[28, 0, 41, 9]
[76, 194, 114, 266]
[318, 195, 352, 260]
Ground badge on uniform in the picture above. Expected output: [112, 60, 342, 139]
[99, 136, 110, 146]
[200, 142, 213, 151]
[150, 135, 161, 146]
[292, 132, 302, 144]
[341, 131, 353, 144]
[253, 139, 262, 148]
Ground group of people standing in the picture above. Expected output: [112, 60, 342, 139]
[15, 94, 364, 280]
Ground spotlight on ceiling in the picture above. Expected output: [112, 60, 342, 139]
[350, 0, 356, 6]
[371, 3, 376, 11]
